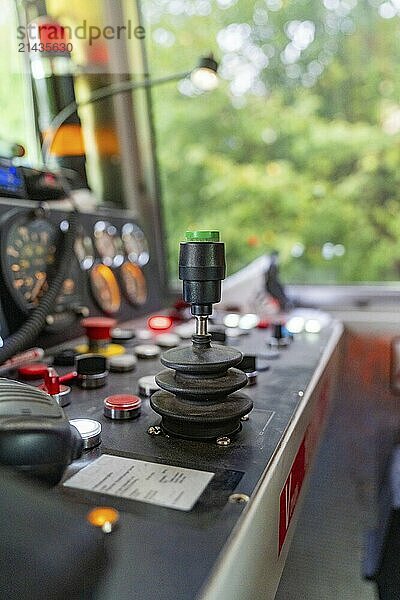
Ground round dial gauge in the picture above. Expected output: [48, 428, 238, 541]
[89, 264, 121, 314]
[93, 221, 123, 267]
[120, 262, 147, 306]
[122, 223, 149, 266]
[1, 211, 77, 312]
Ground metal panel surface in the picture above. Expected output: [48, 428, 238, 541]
[47, 319, 344, 600]
[200, 324, 342, 600]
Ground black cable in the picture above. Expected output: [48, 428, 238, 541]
[0, 209, 78, 364]
[41, 72, 190, 165]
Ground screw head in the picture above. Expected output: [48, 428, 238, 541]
[216, 436, 231, 447]
[228, 493, 250, 504]
[147, 425, 162, 436]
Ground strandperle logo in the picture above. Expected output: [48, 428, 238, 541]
[17, 20, 146, 46]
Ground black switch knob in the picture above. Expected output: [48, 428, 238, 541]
[179, 231, 225, 317]
[75, 354, 108, 389]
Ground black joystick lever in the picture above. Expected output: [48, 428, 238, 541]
[179, 230, 225, 335]
[151, 231, 253, 441]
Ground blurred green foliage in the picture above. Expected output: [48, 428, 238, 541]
[145, 0, 400, 283]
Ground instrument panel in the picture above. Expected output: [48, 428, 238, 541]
[1, 210, 76, 311]
[54, 315, 342, 600]
[0, 199, 164, 347]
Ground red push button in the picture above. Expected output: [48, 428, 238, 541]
[18, 363, 48, 379]
[81, 317, 116, 341]
[104, 394, 141, 420]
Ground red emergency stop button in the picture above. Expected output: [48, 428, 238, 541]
[18, 363, 48, 380]
[81, 317, 116, 341]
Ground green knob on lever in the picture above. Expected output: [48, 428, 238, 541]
[185, 230, 220, 242]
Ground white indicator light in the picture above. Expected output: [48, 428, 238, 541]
[305, 319, 321, 334]
[224, 313, 241, 328]
[239, 314, 260, 330]
[70, 418, 102, 439]
[138, 251, 150, 266]
[113, 255, 124, 268]
[82, 257, 94, 270]
[286, 316, 305, 334]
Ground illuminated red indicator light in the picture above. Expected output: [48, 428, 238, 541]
[147, 315, 173, 331]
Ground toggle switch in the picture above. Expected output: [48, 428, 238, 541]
[269, 322, 291, 348]
[38, 367, 76, 407]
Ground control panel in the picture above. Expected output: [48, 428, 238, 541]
[0, 198, 165, 348]
[6, 307, 342, 600]
[0, 221, 343, 600]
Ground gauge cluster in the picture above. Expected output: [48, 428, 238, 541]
[0, 200, 162, 347]
[84, 219, 150, 315]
